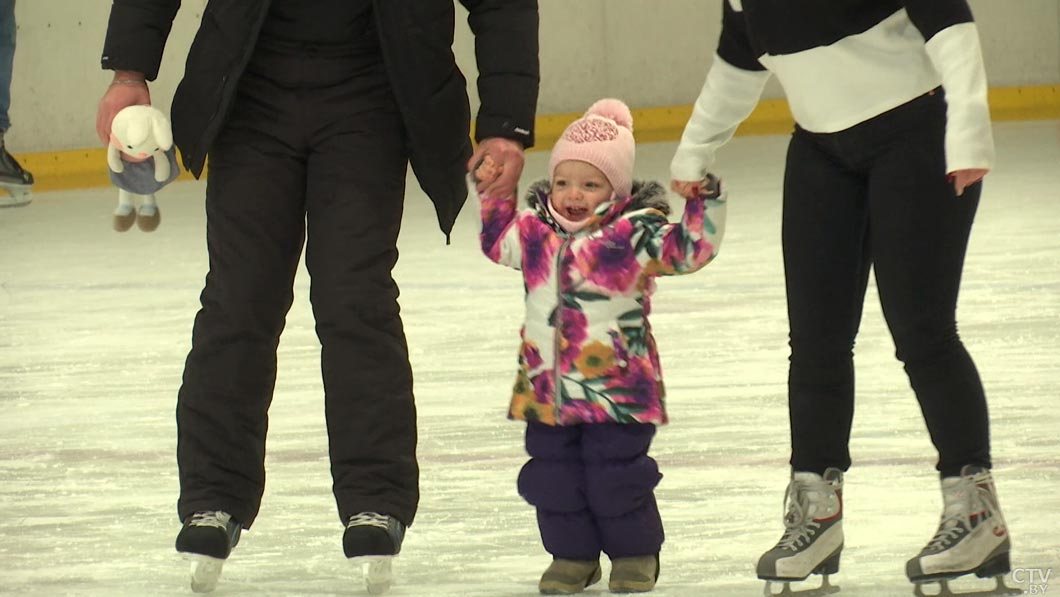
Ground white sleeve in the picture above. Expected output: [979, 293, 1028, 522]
[670, 55, 771, 181]
[924, 23, 995, 173]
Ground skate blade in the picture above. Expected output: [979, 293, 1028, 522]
[913, 576, 1022, 597]
[764, 575, 840, 596]
[350, 555, 393, 595]
[0, 186, 31, 207]
[186, 554, 225, 593]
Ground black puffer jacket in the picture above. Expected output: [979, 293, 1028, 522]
[101, 0, 539, 237]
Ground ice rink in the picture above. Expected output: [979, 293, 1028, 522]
[1, 122, 1057, 596]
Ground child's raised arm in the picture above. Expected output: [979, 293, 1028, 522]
[642, 174, 728, 276]
[474, 155, 523, 270]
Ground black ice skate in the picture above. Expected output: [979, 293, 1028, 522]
[175, 511, 241, 593]
[343, 512, 405, 595]
[0, 144, 33, 208]
[907, 466, 1019, 597]
[757, 468, 844, 596]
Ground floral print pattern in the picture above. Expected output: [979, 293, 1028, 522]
[480, 179, 727, 426]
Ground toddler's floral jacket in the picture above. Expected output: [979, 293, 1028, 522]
[479, 179, 727, 426]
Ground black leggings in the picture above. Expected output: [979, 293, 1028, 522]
[782, 90, 990, 478]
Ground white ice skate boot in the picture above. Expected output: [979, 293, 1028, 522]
[907, 465, 1018, 596]
[0, 142, 33, 208]
[757, 468, 843, 596]
[175, 511, 241, 593]
[344, 512, 405, 595]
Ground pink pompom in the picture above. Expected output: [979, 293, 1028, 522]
[584, 98, 633, 131]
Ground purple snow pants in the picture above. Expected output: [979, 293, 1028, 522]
[518, 422, 663, 560]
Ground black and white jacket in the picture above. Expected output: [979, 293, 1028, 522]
[671, 0, 994, 179]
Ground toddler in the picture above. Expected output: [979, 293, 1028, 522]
[475, 98, 727, 594]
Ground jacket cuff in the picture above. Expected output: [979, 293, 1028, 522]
[925, 23, 995, 172]
[475, 114, 534, 149]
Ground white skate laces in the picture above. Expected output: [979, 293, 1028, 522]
[176, 511, 241, 594]
[775, 473, 841, 551]
[347, 512, 391, 530]
[187, 511, 234, 530]
[927, 471, 1004, 552]
[344, 512, 406, 595]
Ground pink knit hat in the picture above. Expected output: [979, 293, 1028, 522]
[548, 98, 635, 198]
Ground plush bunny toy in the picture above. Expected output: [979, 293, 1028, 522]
[107, 105, 180, 232]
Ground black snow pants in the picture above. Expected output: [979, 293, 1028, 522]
[176, 38, 418, 528]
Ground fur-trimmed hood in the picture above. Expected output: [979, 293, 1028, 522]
[524, 179, 671, 232]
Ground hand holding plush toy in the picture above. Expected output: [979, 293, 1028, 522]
[107, 105, 179, 232]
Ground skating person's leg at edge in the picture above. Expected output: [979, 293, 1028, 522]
[0, 2, 32, 208]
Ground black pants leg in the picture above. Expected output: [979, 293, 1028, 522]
[177, 44, 417, 527]
[782, 130, 872, 474]
[865, 101, 989, 477]
[176, 68, 307, 528]
[783, 91, 990, 477]
[301, 65, 418, 526]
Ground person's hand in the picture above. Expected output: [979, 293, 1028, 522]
[468, 137, 525, 199]
[949, 168, 988, 197]
[472, 154, 502, 185]
[96, 72, 151, 145]
[671, 173, 721, 200]
[670, 180, 701, 200]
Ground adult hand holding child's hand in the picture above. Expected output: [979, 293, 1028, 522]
[468, 138, 524, 199]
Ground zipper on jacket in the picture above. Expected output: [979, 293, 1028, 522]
[552, 233, 572, 419]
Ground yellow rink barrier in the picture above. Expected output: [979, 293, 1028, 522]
[17, 84, 1060, 193]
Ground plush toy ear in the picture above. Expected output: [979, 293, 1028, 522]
[152, 110, 174, 151]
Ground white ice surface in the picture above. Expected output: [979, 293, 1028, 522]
[1, 122, 1058, 596]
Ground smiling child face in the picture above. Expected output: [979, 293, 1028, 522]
[549, 160, 615, 222]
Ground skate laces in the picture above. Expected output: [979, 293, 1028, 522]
[775, 479, 828, 550]
[188, 511, 233, 529]
[347, 512, 391, 530]
[927, 470, 1001, 551]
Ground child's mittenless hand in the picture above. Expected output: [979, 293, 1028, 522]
[468, 138, 525, 199]
[671, 173, 723, 200]
[472, 154, 502, 186]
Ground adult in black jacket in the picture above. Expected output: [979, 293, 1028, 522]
[96, 0, 538, 592]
